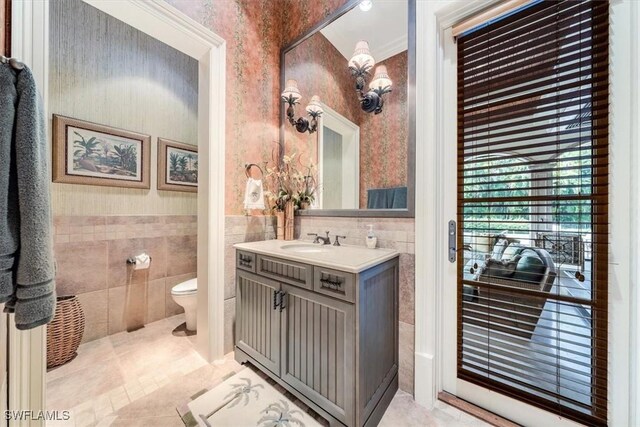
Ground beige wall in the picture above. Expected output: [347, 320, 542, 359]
[49, 0, 198, 216]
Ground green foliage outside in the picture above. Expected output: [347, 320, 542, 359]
[462, 152, 593, 235]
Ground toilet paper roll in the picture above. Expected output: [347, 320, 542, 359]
[132, 253, 151, 270]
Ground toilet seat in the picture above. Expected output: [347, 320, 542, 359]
[171, 278, 197, 295]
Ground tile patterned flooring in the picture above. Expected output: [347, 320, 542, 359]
[46, 314, 489, 427]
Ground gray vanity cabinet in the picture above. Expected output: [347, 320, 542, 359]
[236, 271, 281, 376]
[280, 284, 355, 425]
[235, 249, 399, 427]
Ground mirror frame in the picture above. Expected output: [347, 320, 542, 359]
[279, 0, 416, 218]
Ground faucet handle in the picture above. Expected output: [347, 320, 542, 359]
[333, 235, 346, 246]
[307, 233, 318, 237]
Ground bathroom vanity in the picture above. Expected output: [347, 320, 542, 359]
[234, 240, 399, 427]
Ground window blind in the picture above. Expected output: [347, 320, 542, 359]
[456, 1, 608, 425]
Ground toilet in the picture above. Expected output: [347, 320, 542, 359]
[171, 278, 197, 331]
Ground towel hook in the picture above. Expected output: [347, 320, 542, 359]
[245, 163, 264, 179]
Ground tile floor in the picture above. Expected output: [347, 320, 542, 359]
[46, 314, 489, 427]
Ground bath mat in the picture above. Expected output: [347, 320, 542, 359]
[177, 365, 328, 427]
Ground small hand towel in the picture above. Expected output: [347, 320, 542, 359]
[243, 178, 266, 210]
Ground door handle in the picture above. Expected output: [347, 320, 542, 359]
[273, 290, 281, 310]
[448, 220, 456, 263]
[279, 291, 287, 312]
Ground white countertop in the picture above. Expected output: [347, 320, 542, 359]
[234, 240, 399, 273]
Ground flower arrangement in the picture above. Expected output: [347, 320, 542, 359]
[264, 152, 318, 211]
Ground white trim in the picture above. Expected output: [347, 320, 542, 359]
[415, 0, 637, 425]
[317, 103, 360, 210]
[12, 1, 226, 424]
[629, 2, 640, 425]
[630, 2, 640, 424]
[413, 0, 440, 409]
[9, 1, 49, 425]
[374, 33, 408, 63]
[82, 0, 225, 58]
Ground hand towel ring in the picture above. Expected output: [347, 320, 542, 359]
[245, 163, 264, 179]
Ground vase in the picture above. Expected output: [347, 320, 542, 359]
[284, 200, 295, 241]
[300, 202, 310, 210]
[276, 210, 285, 240]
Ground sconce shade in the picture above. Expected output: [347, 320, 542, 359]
[282, 79, 302, 102]
[348, 40, 375, 70]
[369, 65, 392, 90]
[305, 95, 324, 116]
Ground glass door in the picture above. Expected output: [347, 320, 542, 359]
[440, 2, 609, 426]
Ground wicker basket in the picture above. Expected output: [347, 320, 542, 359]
[46, 296, 85, 369]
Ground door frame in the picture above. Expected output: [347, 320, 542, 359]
[10, 1, 226, 425]
[317, 103, 360, 210]
[414, 0, 636, 425]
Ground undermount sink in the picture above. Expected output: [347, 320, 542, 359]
[280, 243, 330, 253]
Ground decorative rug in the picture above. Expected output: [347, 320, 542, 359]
[177, 365, 328, 427]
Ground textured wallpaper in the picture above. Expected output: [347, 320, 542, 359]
[49, 0, 199, 215]
[358, 51, 409, 208]
[165, 0, 348, 214]
[284, 41, 408, 208]
[283, 32, 361, 165]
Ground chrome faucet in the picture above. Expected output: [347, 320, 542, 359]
[308, 231, 331, 245]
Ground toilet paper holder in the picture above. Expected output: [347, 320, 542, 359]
[126, 253, 152, 269]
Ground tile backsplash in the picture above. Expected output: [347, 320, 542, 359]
[53, 215, 197, 343]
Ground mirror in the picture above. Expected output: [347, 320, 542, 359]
[280, 0, 415, 217]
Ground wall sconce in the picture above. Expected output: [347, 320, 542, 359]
[281, 79, 324, 134]
[348, 40, 392, 115]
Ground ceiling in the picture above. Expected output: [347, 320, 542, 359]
[320, 0, 408, 63]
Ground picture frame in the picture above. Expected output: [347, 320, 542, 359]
[52, 115, 151, 189]
[157, 138, 198, 193]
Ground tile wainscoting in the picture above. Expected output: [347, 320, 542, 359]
[54, 214, 414, 394]
[223, 215, 415, 395]
[53, 215, 197, 343]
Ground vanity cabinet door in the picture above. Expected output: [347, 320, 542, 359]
[280, 284, 355, 425]
[236, 271, 281, 375]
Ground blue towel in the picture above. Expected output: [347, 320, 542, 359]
[367, 187, 408, 209]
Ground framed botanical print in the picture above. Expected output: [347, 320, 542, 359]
[52, 115, 151, 189]
[157, 138, 198, 193]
